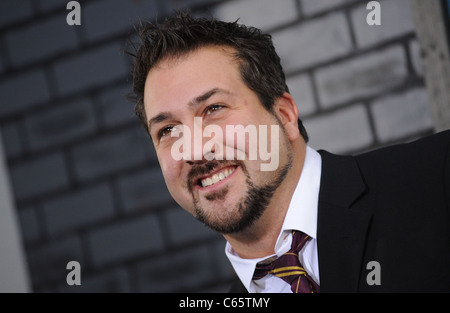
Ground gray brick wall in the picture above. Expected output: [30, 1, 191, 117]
[5, 14, 80, 67]
[24, 98, 96, 151]
[87, 213, 165, 268]
[0, 69, 51, 117]
[10, 153, 70, 201]
[0, 0, 434, 293]
[52, 42, 128, 96]
[42, 183, 116, 236]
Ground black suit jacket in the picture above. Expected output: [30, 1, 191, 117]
[230, 130, 450, 292]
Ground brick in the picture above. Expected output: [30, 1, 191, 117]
[57, 267, 132, 293]
[161, 0, 221, 11]
[27, 235, 83, 286]
[135, 245, 215, 292]
[214, 0, 298, 31]
[87, 214, 164, 268]
[10, 153, 69, 200]
[301, 0, 355, 15]
[42, 184, 116, 236]
[211, 239, 236, 280]
[24, 98, 96, 151]
[0, 0, 33, 28]
[272, 12, 352, 71]
[304, 104, 373, 153]
[410, 40, 423, 77]
[52, 42, 128, 96]
[71, 127, 153, 182]
[164, 207, 219, 246]
[37, 0, 64, 12]
[0, 70, 51, 118]
[17, 205, 41, 244]
[370, 88, 434, 142]
[96, 84, 136, 128]
[117, 167, 172, 213]
[315, 46, 406, 108]
[286, 74, 316, 116]
[351, 0, 415, 48]
[5, 15, 79, 67]
[83, 0, 158, 42]
[1, 122, 23, 159]
[200, 282, 233, 293]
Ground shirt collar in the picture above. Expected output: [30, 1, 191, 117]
[225, 146, 322, 291]
[281, 145, 321, 239]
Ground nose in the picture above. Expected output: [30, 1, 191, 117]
[183, 117, 224, 163]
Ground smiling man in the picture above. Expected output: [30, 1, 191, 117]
[130, 12, 450, 293]
[144, 44, 299, 241]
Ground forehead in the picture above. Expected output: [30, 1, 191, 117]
[143, 46, 243, 117]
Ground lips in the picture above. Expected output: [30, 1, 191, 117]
[200, 166, 236, 187]
[187, 160, 243, 193]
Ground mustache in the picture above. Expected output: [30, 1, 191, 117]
[187, 160, 245, 191]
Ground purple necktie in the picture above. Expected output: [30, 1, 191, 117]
[253, 231, 320, 293]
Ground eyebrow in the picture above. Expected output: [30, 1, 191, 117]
[148, 112, 173, 133]
[147, 88, 231, 132]
[190, 88, 228, 107]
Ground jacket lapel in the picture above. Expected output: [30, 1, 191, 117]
[317, 150, 372, 292]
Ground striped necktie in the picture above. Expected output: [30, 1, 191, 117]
[252, 231, 320, 293]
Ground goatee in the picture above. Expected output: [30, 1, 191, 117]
[190, 155, 293, 234]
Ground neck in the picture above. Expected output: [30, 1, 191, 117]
[224, 142, 306, 259]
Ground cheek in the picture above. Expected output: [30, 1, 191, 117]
[158, 154, 196, 215]
[219, 115, 275, 158]
[157, 151, 181, 188]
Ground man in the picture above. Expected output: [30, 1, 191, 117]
[130, 12, 450, 292]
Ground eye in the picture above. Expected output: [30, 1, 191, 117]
[205, 104, 224, 115]
[158, 125, 175, 139]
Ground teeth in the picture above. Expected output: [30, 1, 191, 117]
[201, 167, 236, 188]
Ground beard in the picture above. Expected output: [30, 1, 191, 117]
[187, 147, 293, 235]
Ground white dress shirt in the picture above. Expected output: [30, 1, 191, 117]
[225, 146, 322, 293]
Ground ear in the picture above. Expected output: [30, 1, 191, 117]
[273, 92, 300, 142]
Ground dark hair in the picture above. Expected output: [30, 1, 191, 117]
[130, 11, 309, 142]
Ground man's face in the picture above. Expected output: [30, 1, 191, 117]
[143, 45, 293, 234]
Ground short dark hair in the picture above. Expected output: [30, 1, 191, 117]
[130, 11, 309, 142]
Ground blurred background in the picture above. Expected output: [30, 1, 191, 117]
[0, 0, 449, 292]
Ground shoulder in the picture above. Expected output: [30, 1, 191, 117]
[356, 130, 450, 161]
[318, 130, 450, 186]
[350, 130, 450, 212]
[354, 130, 450, 178]
[318, 130, 450, 209]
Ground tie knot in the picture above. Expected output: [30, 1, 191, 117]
[254, 231, 309, 274]
[290, 230, 310, 254]
[252, 230, 320, 293]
